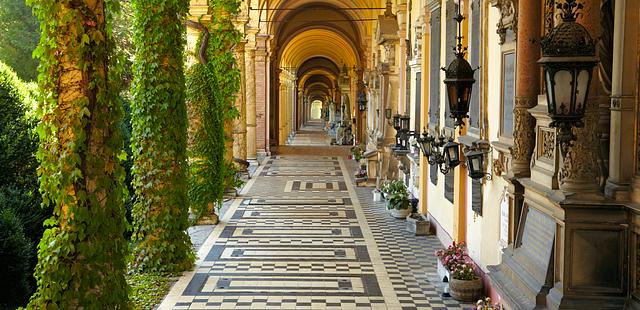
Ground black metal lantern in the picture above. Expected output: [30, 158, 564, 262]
[417, 130, 432, 158]
[400, 114, 411, 132]
[441, 0, 478, 129]
[443, 140, 460, 169]
[539, 0, 597, 157]
[392, 113, 402, 130]
[465, 149, 485, 179]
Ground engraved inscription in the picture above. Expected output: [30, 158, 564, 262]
[520, 206, 556, 283]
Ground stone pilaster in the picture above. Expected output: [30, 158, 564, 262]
[511, 0, 540, 178]
[232, 41, 247, 160]
[245, 43, 257, 160]
[607, 0, 640, 200]
[255, 35, 270, 156]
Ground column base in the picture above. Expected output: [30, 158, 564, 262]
[605, 179, 631, 200]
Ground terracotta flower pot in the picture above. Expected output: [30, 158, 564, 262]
[449, 278, 483, 302]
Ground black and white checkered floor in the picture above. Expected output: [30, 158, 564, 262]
[160, 155, 470, 310]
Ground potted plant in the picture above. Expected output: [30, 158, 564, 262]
[449, 261, 483, 302]
[384, 180, 411, 219]
[350, 144, 364, 161]
[435, 241, 466, 282]
[406, 196, 430, 235]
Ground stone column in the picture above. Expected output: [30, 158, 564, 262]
[608, 0, 639, 199]
[245, 29, 258, 161]
[559, 0, 605, 194]
[278, 70, 287, 145]
[511, 0, 541, 178]
[255, 35, 269, 156]
[233, 40, 247, 160]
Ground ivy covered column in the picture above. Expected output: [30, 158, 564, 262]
[129, 0, 194, 273]
[27, 0, 129, 307]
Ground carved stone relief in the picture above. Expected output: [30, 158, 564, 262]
[510, 102, 536, 163]
[540, 130, 555, 160]
[491, 0, 518, 45]
[543, 0, 555, 36]
[559, 101, 600, 190]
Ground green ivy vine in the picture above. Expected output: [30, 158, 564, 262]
[129, 0, 194, 273]
[186, 0, 242, 219]
[26, 0, 129, 308]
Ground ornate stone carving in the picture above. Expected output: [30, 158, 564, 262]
[559, 100, 600, 191]
[510, 102, 536, 171]
[413, 23, 424, 59]
[543, 0, 555, 35]
[384, 43, 396, 67]
[491, 0, 518, 45]
[541, 130, 555, 159]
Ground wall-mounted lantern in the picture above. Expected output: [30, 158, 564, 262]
[538, 0, 597, 157]
[357, 82, 368, 112]
[441, 0, 478, 130]
[385, 108, 393, 125]
[416, 128, 460, 174]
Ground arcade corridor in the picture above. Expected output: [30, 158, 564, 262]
[160, 145, 469, 310]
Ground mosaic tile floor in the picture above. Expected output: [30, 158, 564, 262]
[160, 155, 469, 310]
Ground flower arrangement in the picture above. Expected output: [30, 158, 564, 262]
[350, 144, 364, 161]
[476, 297, 503, 310]
[434, 241, 467, 271]
[450, 261, 478, 280]
[355, 167, 367, 178]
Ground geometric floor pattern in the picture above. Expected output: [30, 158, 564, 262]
[160, 155, 468, 309]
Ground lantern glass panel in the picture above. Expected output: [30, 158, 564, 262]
[401, 116, 410, 131]
[471, 155, 482, 173]
[459, 84, 472, 109]
[554, 70, 573, 115]
[447, 84, 458, 112]
[545, 70, 555, 114]
[444, 142, 460, 167]
[575, 69, 590, 114]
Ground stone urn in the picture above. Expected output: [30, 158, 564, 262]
[449, 278, 483, 302]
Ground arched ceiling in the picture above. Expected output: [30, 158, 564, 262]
[279, 28, 359, 68]
[258, 0, 378, 41]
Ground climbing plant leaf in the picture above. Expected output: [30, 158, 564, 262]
[26, 0, 129, 307]
[129, 0, 195, 273]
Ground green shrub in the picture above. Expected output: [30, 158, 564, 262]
[0, 208, 33, 308]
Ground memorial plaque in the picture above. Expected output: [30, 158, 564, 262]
[468, 0, 481, 129]
[430, 163, 438, 185]
[520, 206, 556, 284]
[501, 51, 516, 137]
[429, 8, 441, 126]
[444, 171, 454, 203]
[471, 178, 482, 216]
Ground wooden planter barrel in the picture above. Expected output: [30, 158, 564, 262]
[449, 278, 483, 302]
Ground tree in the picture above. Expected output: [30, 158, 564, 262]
[26, 0, 129, 307]
[0, 0, 39, 81]
[129, 0, 194, 273]
[186, 0, 242, 221]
